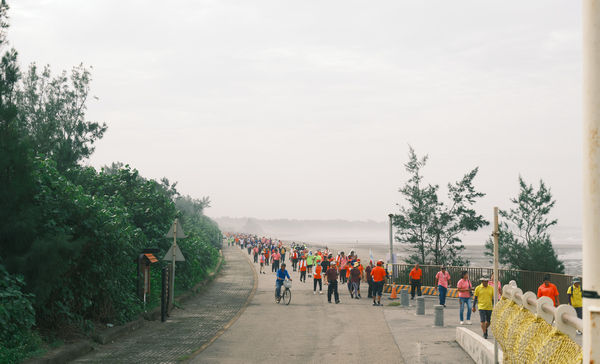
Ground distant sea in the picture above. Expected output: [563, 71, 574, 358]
[279, 226, 583, 276]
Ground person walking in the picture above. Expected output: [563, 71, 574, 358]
[435, 266, 451, 307]
[365, 262, 374, 298]
[259, 252, 266, 274]
[271, 250, 281, 273]
[313, 264, 323, 295]
[350, 262, 362, 299]
[280, 246, 286, 262]
[409, 263, 422, 299]
[253, 246, 259, 263]
[339, 253, 348, 284]
[537, 274, 560, 306]
[567, 277, 583, 334]
[472, 277, 494, 339]
[291, 249, 298, 271]
[306, 252, 315, 278]
[299, 257, 307, 283]
[489, 272, 502, 300]
[457, 271, 473, 325]
[371, 260, 386, 306]
[326, 262, 340, 304]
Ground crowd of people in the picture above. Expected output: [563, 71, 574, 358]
[226, 234, 388, 306]
[226, 233, 584, 338]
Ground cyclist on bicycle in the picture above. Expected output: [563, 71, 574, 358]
[275, 263, 292, 303]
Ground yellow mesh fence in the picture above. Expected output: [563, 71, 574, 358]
[491, 297, 583, 364]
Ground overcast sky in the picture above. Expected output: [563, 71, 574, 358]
[9, 1, 582, 227]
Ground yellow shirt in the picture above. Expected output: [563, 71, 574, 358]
[567, 285, 582, 308]
[474, 284, 494, 311]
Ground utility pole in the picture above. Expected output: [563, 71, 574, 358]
[583, 2, 600, 362]
[388, 213, 394, 265]
[493, 207, 499, 364]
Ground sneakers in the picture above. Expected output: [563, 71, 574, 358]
[328, 301, 332, 303]
[460, 321, 464, 325]
[335, 300, 340, 304]
[313, 291, 316, 295]
[319, 291, 323, 295]
[373, 302, 378, 306]
[576, 330, 582, 335]
[466, 321, 472, 325]
[483, 331, 488, 339]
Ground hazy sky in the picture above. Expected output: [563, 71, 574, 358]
[10, 1, 582, 227]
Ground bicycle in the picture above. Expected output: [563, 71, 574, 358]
[275, 279, 292, 305]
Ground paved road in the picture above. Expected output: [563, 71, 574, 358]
[74, 246, 255, 364]
[191, 252, 403, 363]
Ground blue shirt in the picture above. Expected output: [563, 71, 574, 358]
[276, 269, 290, 281]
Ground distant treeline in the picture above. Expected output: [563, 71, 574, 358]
[0, 4, 221, 363]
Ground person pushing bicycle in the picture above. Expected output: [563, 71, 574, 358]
[275, 263, 292, 303]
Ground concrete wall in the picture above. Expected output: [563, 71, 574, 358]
[456, 327, 503, 364]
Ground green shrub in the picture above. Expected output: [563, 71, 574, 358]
[0, 263, 42, 363]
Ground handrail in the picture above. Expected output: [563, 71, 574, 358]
[503, 281, 583, 339]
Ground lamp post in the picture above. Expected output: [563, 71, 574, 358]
[388, 214, 394, 279]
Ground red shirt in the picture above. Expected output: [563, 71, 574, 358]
[371, 266, 386, 282]
[538, 283, 559, 306]
[409, 268, 422, 280]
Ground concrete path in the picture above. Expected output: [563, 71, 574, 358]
[384, 295, 474, 364]
[191, 253, 403, 363]
[74, 246, 255, 364]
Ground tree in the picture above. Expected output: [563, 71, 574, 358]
[428, 167, 488, 266]
[485, 177, 565, 273]
[394, 147, 488, 266]
[16, 63, 107, 171]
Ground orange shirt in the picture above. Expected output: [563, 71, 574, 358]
[538, 283, 559, 306]
[371, 266, 386, 282]
[314, 266, 322, 279]
[345, 264, 352, 277]
[409, 268, 422, 280]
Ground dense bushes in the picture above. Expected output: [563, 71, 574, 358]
[0, 264, 42, 363]
[0, 2, 222, 362]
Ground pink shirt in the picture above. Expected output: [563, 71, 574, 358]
[436, 271, 451, 288]
[272, 252, 281, 261]
[489, 280, 502, 299]
[456, 278, 472, 298]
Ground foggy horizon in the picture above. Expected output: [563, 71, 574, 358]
[10, 1, 583, 228]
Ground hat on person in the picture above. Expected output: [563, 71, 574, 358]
[480, 277, 489, 281]
[573, 277, 581, 283]
[377, 260, 384, 265]
[353, 262, 359, 267]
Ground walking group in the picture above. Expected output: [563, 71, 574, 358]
[226, 233, 584, 339]
[226, 234, 388, 306]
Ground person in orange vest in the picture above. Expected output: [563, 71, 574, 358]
[371, 260, 386, 306]
[409, 263, 423, 299]
[291, 249, 299, 271]
[313, 264, 323, 295]
[344, 260, 353, 296]
[299, 256, 307, 283]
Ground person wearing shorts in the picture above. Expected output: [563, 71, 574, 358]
[259, 253, 266, 274]
[371, 260, 386, 306]
[472, 277, 494, 339]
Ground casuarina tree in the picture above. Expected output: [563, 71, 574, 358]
[485, 177, 565, 273]
[394, 147, 488, 266]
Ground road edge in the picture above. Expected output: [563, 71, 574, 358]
[182, 247, 259, 362]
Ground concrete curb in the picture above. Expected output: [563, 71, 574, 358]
[183, 248, 259, 362]
[92, 318, 146, 345]
[456, 327, 503, 364]
[22, 341, 93, 364]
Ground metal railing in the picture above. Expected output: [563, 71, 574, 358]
[386, 263, 576, 305]
[503, 281, 582, 339]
